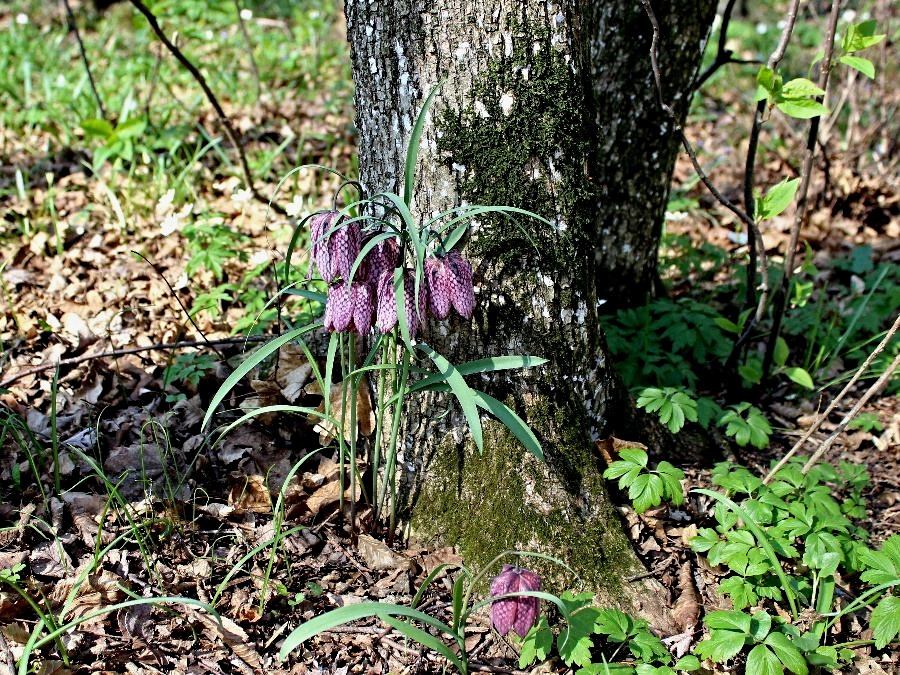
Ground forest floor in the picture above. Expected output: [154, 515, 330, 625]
[0, 1, 898, 674]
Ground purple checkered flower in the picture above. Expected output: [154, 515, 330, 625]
[324, 282, 373, 334]
[425, 251, 475, 320]
[375, 269, 426, 338]
[309, 210, 361, 283]
[425, 255, 453, 320]
[360, 236, 400, 286]
[489, 565, 541, 638]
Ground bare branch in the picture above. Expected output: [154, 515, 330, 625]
[693, 0, 762, 90]
[763, 313, 900, 483]
[741, 0, 801, 309]
[61, 0, 106, 119]
[801, 351, 899, 475]
[638, 1, 757, 234]
[127, 0, 286, 215]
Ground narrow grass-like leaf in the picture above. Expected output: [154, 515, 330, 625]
[471, 390, 543, 461]
[278, 602, 457, 659]
[202, 324, 320, 431]
[412, 563, 464, 610]
[381, 615, 465, 670]
[408, 355, 548, 394]
[214, 405, 341, 443]
[418, 344, 483, 451]
[404, 84, 441, 207]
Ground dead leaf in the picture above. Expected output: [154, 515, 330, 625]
[187, 607, 264, 672]
[671, 561, 700, 631]
[229, 474, 272, 514]
[306, 480, 350, 517]
[357, 535, 413, 572]
[595, 436, 649, 466]
[306, 378, 375, 444]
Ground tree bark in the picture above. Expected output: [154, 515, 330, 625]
[587, 1, 716, 303]
[344, 0, 712, 626]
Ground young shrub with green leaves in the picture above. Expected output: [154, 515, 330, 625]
[602, 448, 684, 514]
[687, 458, 899, 671]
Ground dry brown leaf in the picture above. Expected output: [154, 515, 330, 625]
[187, 607, 264, 672]
[595, 436, 649, 466]
[417, 546, 463, 575]
[357, 534, 413, 572]
[228, 474, 272, 514]
[671, 561, 700, 632]
[306, 378, 375, 444]
[306, 480, 351, 517]
[61, 491, 106, 546]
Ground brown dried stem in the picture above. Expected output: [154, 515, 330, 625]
[762, 312, 900, 483]
[61, 0, 106, 119]
[0, 335, 276, 390]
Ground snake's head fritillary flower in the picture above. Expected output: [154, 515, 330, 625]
[489, 565, 541, 638]
[425, 255, 453, 320]
[309, 211, 361, 283]
[351, 282, 374, 334]
[324, 282, 373, 334]
[360, 236, 400, 286]
[375, 269, 426, 338]
[309, 211, 337, 280]
[424, 251, 475, 320]
[446, 250, 475, 319]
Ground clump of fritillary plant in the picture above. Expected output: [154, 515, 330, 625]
[205, 90, 550, 539]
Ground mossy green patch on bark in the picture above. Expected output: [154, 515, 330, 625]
[410, 408, 639, 596]
[436, 18, 597, 275]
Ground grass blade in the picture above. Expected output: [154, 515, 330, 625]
[202, 323, 320, 431]
[278, 602, 456, 659]
[418, 343, 483, 452]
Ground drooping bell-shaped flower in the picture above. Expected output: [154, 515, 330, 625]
[375, 269, 426, 338]
[489, 565, 541, 638]
[360, 236, 400, 286]
[309, 210, 361, 283]
[425, 255, 453, 320]
[425, 251, 475, 320]
[324, 282, 373, 334]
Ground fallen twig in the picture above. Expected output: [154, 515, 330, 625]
[762, 313, 900, 483]
[0, 335, 276, 390]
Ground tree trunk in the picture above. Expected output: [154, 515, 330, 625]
[587, 1, 716, 303]
[344, 0, 712, 626]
